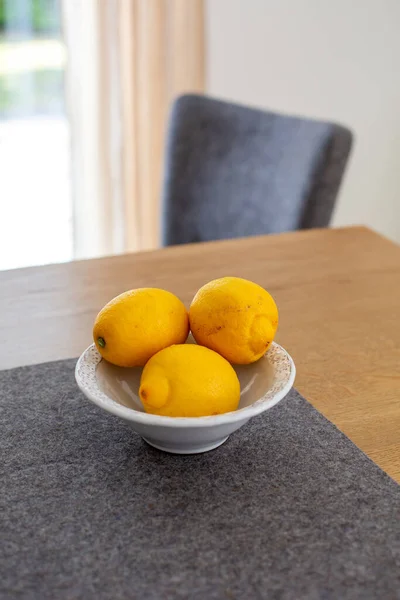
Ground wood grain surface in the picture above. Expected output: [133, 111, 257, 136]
[1, 226, 399, 481]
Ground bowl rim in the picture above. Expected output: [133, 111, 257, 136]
[75, 342, 296, 428]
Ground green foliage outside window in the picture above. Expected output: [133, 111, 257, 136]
[0, 0, 61, 34]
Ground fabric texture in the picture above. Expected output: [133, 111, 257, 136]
[161, 95, 353, 245]
[1, 359, 399, 600]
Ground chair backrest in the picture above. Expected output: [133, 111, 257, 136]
[161, 95, 353, 246]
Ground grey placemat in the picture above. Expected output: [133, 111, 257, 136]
[1, 359, 399, 600]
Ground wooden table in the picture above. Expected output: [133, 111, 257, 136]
[1, 226, 399, 481]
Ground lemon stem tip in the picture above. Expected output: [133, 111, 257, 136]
[97, 337, 106, 348]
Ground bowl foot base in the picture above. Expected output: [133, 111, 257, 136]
[142, 436, 229, 454]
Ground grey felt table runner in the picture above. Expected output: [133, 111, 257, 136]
[1, 359, 399, 600]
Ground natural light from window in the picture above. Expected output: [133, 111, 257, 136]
[0, 0, 72, 271]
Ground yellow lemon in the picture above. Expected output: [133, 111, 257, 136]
[189, 277, 278, 364]
[139, 344, 240, 417]
[93, 288, 189, 367]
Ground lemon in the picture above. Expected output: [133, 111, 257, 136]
[189, 277, 278, 364]
[139, 344, 240, 417]
[93, 288, 189, 367]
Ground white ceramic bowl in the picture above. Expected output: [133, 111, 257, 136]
[75, 340, 296, 454]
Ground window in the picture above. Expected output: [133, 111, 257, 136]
[0, 0, 72, 270]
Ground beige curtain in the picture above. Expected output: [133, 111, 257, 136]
[63, 0, 204, 259]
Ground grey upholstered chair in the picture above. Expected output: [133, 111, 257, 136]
[161, 95, 352, 246]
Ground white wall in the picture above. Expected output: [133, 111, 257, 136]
[206, 0, 400, 242]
